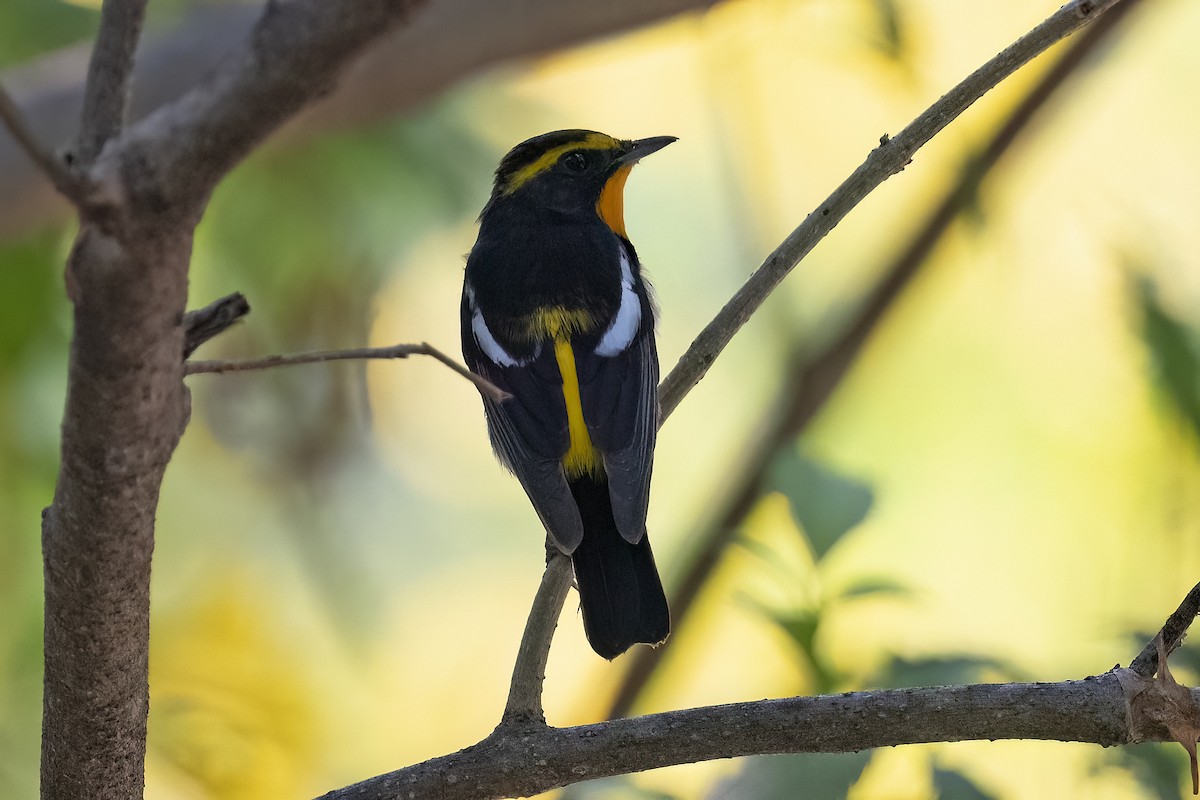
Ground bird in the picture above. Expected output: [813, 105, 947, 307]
[460, 129, 675, 659]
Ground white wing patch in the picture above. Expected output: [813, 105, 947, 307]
[467, 283, 524, 367]
[595, 247, 641, 357]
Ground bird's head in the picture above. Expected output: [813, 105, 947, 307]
[483, 129, 676, 237]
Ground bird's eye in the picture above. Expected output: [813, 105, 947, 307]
[561, 151, 589, 174]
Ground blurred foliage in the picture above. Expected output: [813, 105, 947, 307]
[562, 776, 680, 800]
[710, 752, 872, 800]
[1137, 277, 1200, 442]
[931, 765, 999, 800]
[768, 448, 874, 559]
[0, 0, 96, 69]
[1096, 744, 1193, 800]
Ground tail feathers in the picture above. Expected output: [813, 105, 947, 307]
[569, 476, 669, 660]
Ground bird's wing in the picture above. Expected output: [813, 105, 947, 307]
[576, 329, 660, 544]
[461, 298, 585, 552]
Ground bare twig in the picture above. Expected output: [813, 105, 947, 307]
[1131, 583, 1200, 678]
[611, 0, 1144, 720]
[185, 341, 510, 404]
[183, 292, 251, 358]
[0, 83, 80, 201]
[501, 553, 573, 725]
[76, 0, 148, 166]
[656, 0, 1127, 421]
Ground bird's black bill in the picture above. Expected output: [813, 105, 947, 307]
[619, 136, 677, 164]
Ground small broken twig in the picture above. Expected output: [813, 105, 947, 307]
[183, 292, 251, 357]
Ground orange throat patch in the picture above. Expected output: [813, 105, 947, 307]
[597, 165, 633, 238]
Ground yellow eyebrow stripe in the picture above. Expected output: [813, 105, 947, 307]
[503, 132, 619, 195]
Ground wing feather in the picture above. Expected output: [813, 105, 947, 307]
[577, 331, 659, 544]
[462, 296, 584, 552]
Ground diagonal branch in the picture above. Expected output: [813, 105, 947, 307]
[1131, 582, 1200, 678]
[610, 0, 1144, 719]
[656, 0, 1127, 421]
[0, 83, 81, 201]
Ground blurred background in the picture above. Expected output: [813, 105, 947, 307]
[2, 0, 1200, 797]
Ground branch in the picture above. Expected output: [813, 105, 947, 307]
[183, 292, 251, 358]
[328, 576, 1200, 799]
[656, 0, 1126, 421]
[323, 673, 1188, 799]
[611, 0, 1145, 719]
[0, 83, 80, 201]
[501, 552, 573, 725]
[76, 0, 147, 166]
[89, 0, 429, 227]
[1131, 582, 1200, 678]
[0, 0, 719, 240]
[42, 2, 432, 798]
[184, 341, 509, 404]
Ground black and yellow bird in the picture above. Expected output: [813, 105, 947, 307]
[461, 129, 674, 659]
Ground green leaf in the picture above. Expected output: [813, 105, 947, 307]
[933, 766, 998, 800]
[1137, 278, 1200, 439]
[710, 752, 872, 800]
[768, 449, 873, 561]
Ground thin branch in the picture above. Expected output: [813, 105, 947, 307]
[612, 0, 1144, 720]
[501, 552, 573, 725]
[322, 672, 1189, 799]
[0, 83, 81, 202]
[656, 0, 1126, 421]
[76, 0, 148, 166]
[1131, 582, 1200, 678]
[183, 292, 251, 358]
[185, 342, 510, 404]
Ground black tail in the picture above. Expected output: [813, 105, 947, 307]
[568, 475, 670, 660]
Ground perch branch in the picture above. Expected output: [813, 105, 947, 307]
[656, 0, 1126, 421]
[612, 0, 1144, 719]
[185, 342, 510, 404]
[501, 552, 573, 725]
[326, 575, 1200, 800]
[323, 672, 1194, 799]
